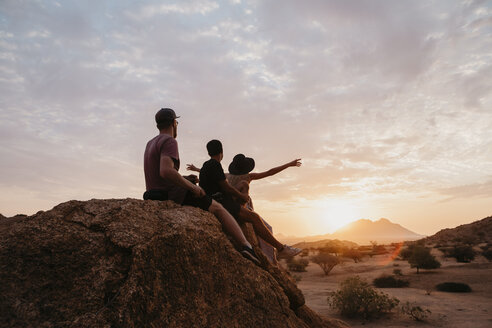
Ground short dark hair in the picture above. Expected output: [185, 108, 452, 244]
[207, 139, 223, 156]
[155, 108, 179, 130]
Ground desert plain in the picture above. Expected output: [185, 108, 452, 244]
[289, 248, 492, 328]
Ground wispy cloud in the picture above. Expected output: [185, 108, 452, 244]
[0, 0, 491, 235]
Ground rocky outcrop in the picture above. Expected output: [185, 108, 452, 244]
[0, 199, 348, 328]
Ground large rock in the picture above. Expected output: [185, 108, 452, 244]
[0, 199, 348, 328]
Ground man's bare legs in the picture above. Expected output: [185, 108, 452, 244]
[238, 207, 284, 250]
[208, 200, 252, 248]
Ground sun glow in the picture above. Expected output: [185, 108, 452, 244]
[314, 198, 362, 233]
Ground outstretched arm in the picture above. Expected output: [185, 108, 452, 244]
[186, 163, 201, 173]
[249, 158, 301, 180]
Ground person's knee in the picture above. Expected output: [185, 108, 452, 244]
[239, 207, 260, 223]
[208, 199, 224, 215]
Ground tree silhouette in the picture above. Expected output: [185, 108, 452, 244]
[311, 253, 340, 275]
[408, 246, 440, 274]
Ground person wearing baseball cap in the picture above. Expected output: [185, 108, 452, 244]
[143, 108, 260, 264]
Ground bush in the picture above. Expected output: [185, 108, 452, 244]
[448, 245, 475, 263]
[482, 247, 492, 261]
[393, 268, 402, 276]
[400, 301, 431, 321]
[287, 258, 309, 272]
[371, 242, 389, 256]
[373, 275, 409, 288]
[311, 253, 340, 275]
[436, 282, 472, 293]
[319, 241, 344, 256]
[342, 248, 362, 263]
[408, 246, 441, 273]
[399, 246, 413, 260]
[328, 276, 399, 319]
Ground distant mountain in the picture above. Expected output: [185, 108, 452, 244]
[422, 216, 492, 245]
[276, 218, 425, 245]
[293, 239, 358, 250]
[275, 233, 334, 245]
[330, 218, 425, 244]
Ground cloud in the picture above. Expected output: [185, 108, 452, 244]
[438, 179, 492, 201]
[0, 0, 491, 229]
[129, 1, 220, 19]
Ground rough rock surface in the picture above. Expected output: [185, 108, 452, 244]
[0, 198, 348, 328]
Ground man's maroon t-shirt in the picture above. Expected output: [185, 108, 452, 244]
[144, 134, 186, 203]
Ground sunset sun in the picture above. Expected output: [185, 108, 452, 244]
[316, 198, 361, 233]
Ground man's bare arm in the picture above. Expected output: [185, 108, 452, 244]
[160, 155, 205, 197]
[249, 158, 302, 180]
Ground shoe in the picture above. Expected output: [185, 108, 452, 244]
[240, 246, 261, 265]
[278, 245, 302, 258]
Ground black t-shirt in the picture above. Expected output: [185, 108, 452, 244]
[199, 158, 226, 196]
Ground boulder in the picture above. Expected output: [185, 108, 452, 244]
[0, 198, 348, 328]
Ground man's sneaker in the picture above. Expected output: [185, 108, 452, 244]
[240, 246, 261, 265]
[278, 245, 302, 258]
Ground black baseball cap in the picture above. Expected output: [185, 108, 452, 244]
[155, 108, 180, 123]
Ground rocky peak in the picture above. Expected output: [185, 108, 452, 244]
[0, 198, 347, 328]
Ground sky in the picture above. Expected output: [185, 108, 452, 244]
[0, 0, 491, 237]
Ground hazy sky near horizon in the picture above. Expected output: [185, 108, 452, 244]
[1, 0, 491, 237]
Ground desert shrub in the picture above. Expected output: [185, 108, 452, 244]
[399, 246, 413, 260]
[287, 257, 309, 272]
[328, 276, 399, 319]
[373, 275, 409, 288]
[436, 282, 472, 293]
[446, 245, 475, 262]
[408, 246, 441, 273]
[311, 253, 340, 275]
[371, 242, 388, 256]
[393, 268, 402, 276]
[358, 245, 373, 257]
[400, 301, 431, 321]
[319, 241, 343, 256]
[342, 248, 362, 263]
[482, 246, 492, 261]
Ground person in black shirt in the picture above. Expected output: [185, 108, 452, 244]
[199, 140, 302, 258]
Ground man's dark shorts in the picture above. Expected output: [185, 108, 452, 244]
[143, 190, 212, 211]
[212, 193, 241, 219]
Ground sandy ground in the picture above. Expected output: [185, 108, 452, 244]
[291, 252, 492, 328]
